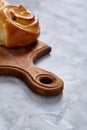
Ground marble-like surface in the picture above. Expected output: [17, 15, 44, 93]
[0, 0, 87, 129]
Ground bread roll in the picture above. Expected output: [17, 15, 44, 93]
[0, 2, 40, 47]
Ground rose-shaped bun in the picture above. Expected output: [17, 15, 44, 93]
[0, 3, 40, 47]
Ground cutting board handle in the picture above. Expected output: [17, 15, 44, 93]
[23, 65, 64, 96]
[0, 65, 64, 96]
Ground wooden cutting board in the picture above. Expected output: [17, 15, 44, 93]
[0, 40, 64, 96]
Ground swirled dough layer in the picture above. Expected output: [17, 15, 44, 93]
[0, 3, 40, 47]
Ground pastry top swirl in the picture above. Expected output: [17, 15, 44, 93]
[0, 3, 40, 47]
[4, 5, 39, 33]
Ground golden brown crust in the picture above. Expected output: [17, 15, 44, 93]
[0, 3, 40, 47]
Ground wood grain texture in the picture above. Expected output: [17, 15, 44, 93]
[0, 40, 64, 96]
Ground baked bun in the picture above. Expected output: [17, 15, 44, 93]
[0, 2, 40, 47]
